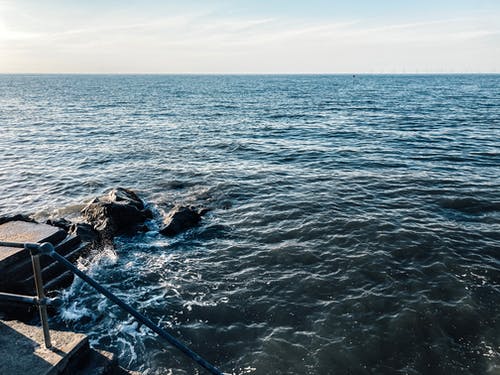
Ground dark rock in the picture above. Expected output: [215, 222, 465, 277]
[159, 205, 205, 237]
[81, 187, 152, 238]
[0, 214, 35, 225]
[46, 218, 100, 245]
[198, 207, 210, 216]
[69, 222, 99, 244]
[46, 217, 72, 232]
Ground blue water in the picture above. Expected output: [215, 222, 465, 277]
[0, 74, 499, 374]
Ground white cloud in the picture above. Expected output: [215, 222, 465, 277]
[0, 2, 499, 73]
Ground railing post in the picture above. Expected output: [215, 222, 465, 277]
[30, 250, 52, 349]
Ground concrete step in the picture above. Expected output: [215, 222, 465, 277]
[0, 221, 95, 320]
[0, 319, 90, 375]
[0, 221, 67, 271]
[22, 242, 88, 290]
[0, 319, 138, 375]
[1, 241, 87, 296]
[64, 348, 117, 375]
[44, 270, 75, 293]
[6, 235, 82, 279]
[63, 348, 142, 375]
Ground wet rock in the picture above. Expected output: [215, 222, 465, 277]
[0, 214, 35, 225]
[47, 217, 100, 245]
[159, 205, 206, 237]
[81, 187, 152, 238]
[46, 217, 72, 232]
[69, 222, 99, 244]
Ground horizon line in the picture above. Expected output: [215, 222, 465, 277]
[0, 72, 499, 75]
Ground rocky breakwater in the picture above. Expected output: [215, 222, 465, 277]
[0, 187, 209, 375]
[81, 187, 153, 244]
[0, 187, 208, 319]
[80, 187, 207, 242]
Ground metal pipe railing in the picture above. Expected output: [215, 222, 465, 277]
[0, 241, 26, 248]
[0, 240, 223, 375]
[31, 250, 52, 348]
[0, 241, 52, 348]
[0, 292, 59, 306]
[0, 291, 39, 305]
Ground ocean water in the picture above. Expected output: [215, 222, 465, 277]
[0, 74, 499, 374]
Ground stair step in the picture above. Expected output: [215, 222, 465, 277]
[6, 235, 82, 279]
[0, 319, 90, 374]
[67, 349, 141, 375]
[56, 234, 83, 254]
[21, 242, 88, 289]
[65, 348, 118, 375]
[44, 270, 74, 292]
[0, 222, 68, 270]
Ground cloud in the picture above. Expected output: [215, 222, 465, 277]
[0, 2, 499, 73]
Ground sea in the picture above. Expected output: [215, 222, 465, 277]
[0, 74, 499, 375]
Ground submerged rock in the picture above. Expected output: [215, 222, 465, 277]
[81, 187, 152, 238]
[159, 205, 206, 237]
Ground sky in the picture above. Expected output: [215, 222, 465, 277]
[0, 0, 499, 73]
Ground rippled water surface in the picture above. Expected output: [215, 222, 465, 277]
[0, 75, 499, 374]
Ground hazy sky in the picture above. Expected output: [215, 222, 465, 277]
[1, 0, 499, 73]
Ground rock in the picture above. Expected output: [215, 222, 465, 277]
[69, 222, 99, 244]
[0, 214, 35, 225]
[46, 218, 100, 245]
[46, 217, 72, 232]
[159, 205, 205, 237]
[81, 188, 152, 238]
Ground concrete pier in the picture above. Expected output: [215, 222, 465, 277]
[0, 220, 135, 374]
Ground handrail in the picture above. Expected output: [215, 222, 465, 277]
[0, 291, 39, 305]
[0, 240, 224, 375]
[0, 291, 59, 306]
[0, 240, 52, 347]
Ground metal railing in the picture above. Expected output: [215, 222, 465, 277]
[0, 241, 223, 375]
